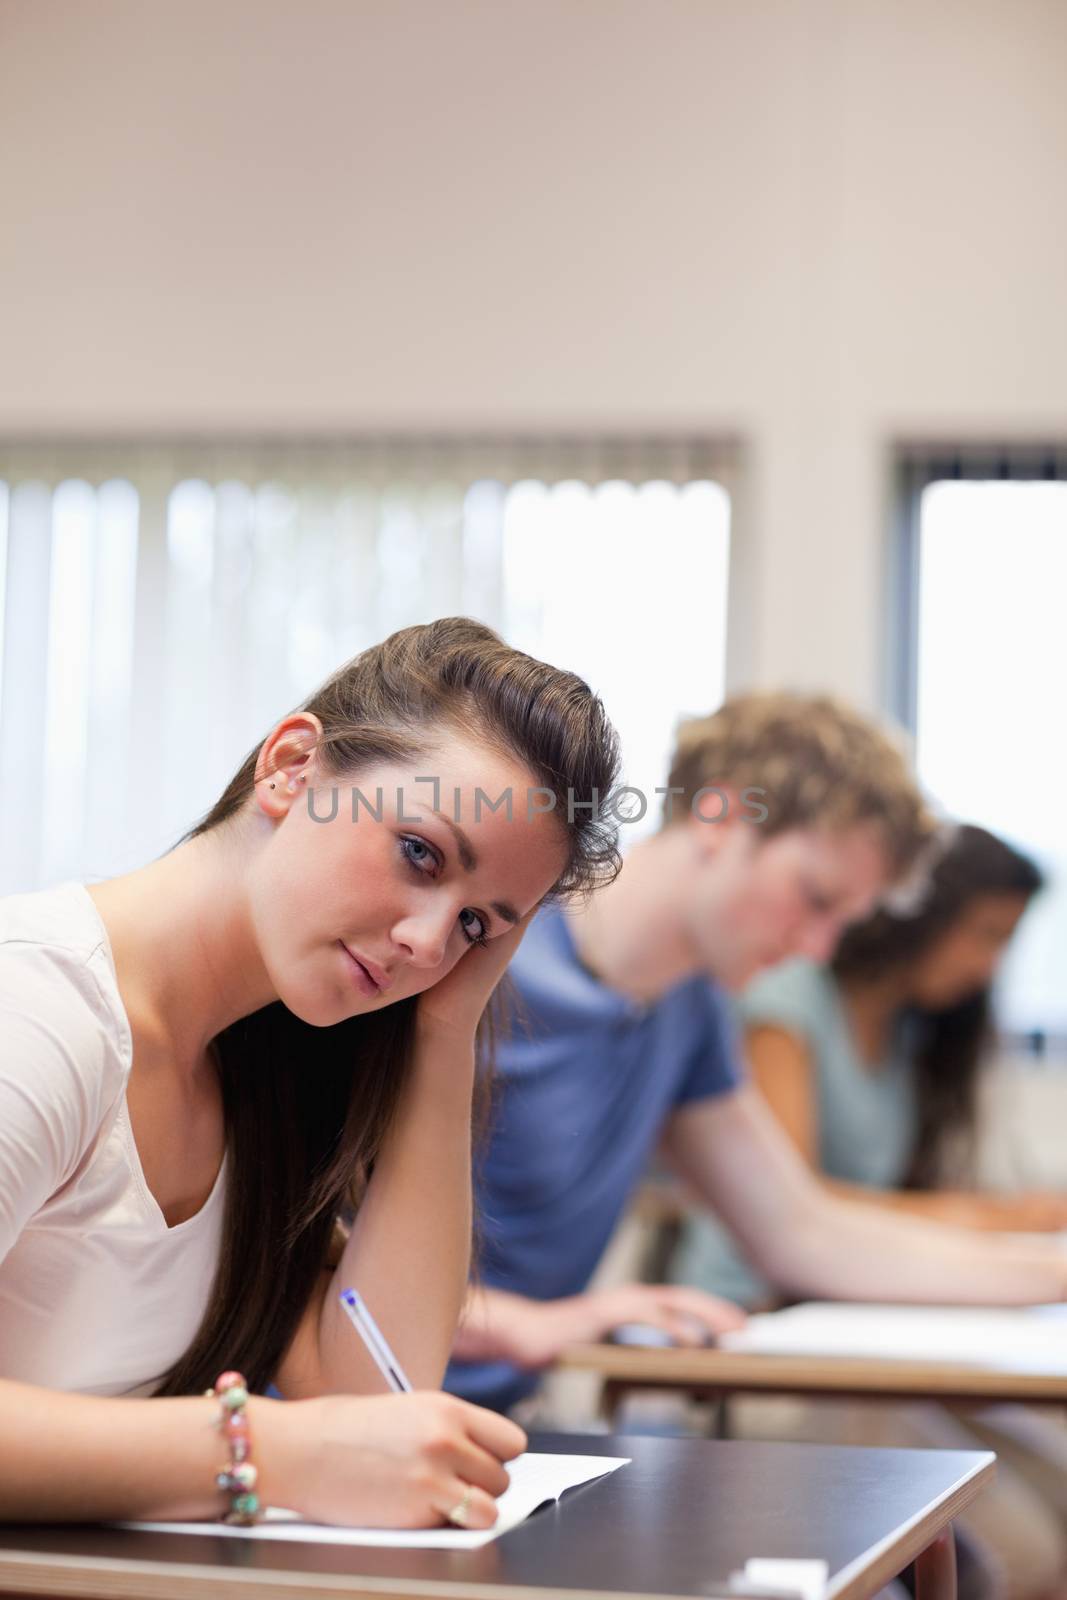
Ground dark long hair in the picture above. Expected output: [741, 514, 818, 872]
[154, 618, 621, 1396]
[831, 824, 1043, 1190]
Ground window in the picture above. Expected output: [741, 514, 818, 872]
[0, 440, 732, 892]
[895, 451, 1067, 1042]
[500, 478, 730, 838]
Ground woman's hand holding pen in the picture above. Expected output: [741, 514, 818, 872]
[251, 1392, 525, 1529]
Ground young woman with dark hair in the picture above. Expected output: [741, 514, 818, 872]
[828, 824, 1049, 1196]
[0, 617, 620, 1530]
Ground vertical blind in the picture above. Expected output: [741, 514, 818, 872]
[0, 439, 734, 894]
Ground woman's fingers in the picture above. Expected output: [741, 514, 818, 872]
[433, 1477, 500, 1530]
[417, 911, 535, 1037]
[446, 1436, 514, 1501]
[457, 1399, 527, 1464]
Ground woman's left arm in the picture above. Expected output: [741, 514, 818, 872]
[276, 925, 528, 1398]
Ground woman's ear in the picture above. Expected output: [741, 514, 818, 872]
[253, 712, 324, 818]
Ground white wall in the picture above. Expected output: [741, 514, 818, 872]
[2, 0, 1066, 708]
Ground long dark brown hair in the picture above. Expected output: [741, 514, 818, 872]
[831, 824, 1043, 1190]
[154, 618, 621, 1395]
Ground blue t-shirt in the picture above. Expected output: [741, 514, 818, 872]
[445, 902, 742, 1412]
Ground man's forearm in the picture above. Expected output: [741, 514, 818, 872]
[667, 1091, 1067, 1311]
[821, 1177, 1067, 1233]
[761, 1182, 1067, 1305]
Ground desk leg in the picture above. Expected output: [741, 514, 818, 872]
[716, 1394, 732, 1440]
[599, 1379, 626, 1428]
[914, 1526, 958, 1600]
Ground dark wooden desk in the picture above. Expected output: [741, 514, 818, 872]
[0, 1433, 993, 1600]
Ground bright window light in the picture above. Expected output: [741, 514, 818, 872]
[0, 452, 730, 889]
[501, 479, 730, 839]
[916, 480, 1067, 1036]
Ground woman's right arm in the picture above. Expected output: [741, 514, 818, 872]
[0, 1379, 232, 1521]
[749, 1025, 1067, 1233]
[0, 1379, 525, 1528]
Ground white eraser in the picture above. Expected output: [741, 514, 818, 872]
[731, 1557, 829, 1600]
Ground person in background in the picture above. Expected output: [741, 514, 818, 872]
[445, 698, 1067, 1422]
[673, 822, 1067, 1600]
[673, 823, 1066, 1310]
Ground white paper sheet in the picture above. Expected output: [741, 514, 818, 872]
[721, 1302, 1067, 1373]
[119, 1452, 630, 1550]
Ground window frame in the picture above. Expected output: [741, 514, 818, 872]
[889, 442, 1067, 1060]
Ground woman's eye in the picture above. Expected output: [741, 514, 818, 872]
[400, 837, 485, 946]
[459, 908, 487, 947]
[400, 836, 438, 875]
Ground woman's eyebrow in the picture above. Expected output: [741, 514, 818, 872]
[428, 808, 477, 871]
[423, 806, 520, 927]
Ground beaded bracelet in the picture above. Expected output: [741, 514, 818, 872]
[208, 1369, 260, 1524]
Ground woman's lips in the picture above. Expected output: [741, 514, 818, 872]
[340, 943, 380, 997]
[339, 943, 392, 997]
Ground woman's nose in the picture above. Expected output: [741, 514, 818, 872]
[392, 907, 454, 969]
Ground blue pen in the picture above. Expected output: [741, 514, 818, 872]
[339, 1288, 414, 1394]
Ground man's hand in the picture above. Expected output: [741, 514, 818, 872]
[460, 1283, 746, 1369]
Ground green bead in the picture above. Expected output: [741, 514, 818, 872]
[221, 1385, 249, 1409]
[232, 1493, 259, 1515]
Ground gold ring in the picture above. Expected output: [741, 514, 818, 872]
[447, 1484, 475, 1527]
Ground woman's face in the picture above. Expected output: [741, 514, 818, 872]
[247, 728, 569, 1026]
[908, 893, 1031, 1010]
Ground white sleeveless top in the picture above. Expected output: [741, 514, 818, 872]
[0, 883, 227, 1395]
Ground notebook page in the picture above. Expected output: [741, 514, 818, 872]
[118, 1452, 630, 1550]
[722, 1302, 1067, 1371]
